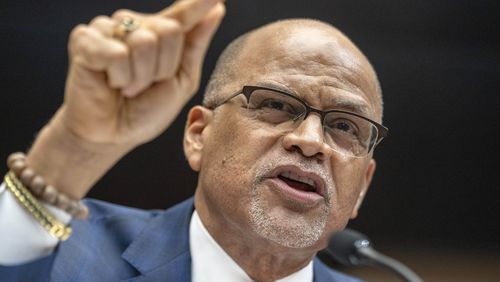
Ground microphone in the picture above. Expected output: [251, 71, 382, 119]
[320, 228, 423, 282]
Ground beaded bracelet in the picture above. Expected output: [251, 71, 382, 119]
[6, 152, 88, 219]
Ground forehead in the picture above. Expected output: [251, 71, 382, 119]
[235, 24, 381, 119]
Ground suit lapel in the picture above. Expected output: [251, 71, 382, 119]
[313, 257, 329, 282]
[121, 198, 195, 281]
[313, 257, 364, 282]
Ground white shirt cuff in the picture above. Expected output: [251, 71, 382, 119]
[0, 182, 71, 265]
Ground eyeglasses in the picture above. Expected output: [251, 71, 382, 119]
[211, 85, 388, 158]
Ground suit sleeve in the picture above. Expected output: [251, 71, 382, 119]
[0, 252, 56, 282]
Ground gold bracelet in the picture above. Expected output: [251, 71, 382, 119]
[4, 171, 72, 241]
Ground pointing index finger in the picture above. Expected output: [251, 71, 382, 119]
[158, 0, 223, 32]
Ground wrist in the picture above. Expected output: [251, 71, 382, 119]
[26, 109, 133, 199]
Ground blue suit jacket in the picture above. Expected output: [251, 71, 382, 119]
[0, 198, 362, 282]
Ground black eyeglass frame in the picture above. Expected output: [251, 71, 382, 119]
[211, 85, 389, 153]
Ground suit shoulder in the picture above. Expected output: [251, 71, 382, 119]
[69, 199, 161, 245]
[83, 198, 161, 221]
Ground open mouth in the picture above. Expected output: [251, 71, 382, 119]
[278, 171, 317, 193]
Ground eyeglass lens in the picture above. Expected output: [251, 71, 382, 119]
[246, 88, 379, 157]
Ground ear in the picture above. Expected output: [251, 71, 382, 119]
[350, 159, 376, 219]
[183, 106, 213, 172]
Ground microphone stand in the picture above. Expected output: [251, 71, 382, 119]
[356, 244, 423, 282]
[321, 228, 423, 282]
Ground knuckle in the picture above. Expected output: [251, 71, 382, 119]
[69, 25, 90, 53]
[165, 18, 182, 33]
[128, 30, 157, 48]
[112, 9, 133, 19]
[89, 15, 110, 26]
[107, 44, 129, 61]
[153, 18, 182, 37]
[69, 24, 88, 41]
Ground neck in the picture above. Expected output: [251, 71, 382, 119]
[194, 191, 317, 281]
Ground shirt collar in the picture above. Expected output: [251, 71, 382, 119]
[189, 210, 313, 282]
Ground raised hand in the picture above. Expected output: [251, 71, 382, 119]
[63, 0, 225, 146]
[26, 0, 225, 199]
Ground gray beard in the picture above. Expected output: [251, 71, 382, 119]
[248, 157, 333, 248]
[249, 193, 329, 248]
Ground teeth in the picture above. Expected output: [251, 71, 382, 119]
[281, 171, 315, 187]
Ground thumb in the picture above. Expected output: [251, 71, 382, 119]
[178, 3, 225, 94]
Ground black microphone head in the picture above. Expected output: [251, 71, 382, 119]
[321, 228, 372, 267]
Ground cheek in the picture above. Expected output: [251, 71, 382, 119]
[199, 114, 283, 208]
[208, 114, 281, 169]
[331, 159, 367, 204]
[321, 160, 368, 234]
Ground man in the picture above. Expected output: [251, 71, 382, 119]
[0, 0, 387, 281]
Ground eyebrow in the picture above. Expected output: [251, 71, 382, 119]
[326, 96, 371, 116]
[256, 81, 372, 117]
[257, 81, 293, 93]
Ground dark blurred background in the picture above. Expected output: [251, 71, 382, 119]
[1, 1, 499, 281]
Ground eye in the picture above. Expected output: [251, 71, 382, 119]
[259, 99, 297, 113]
[334, 121, 353, 132]
[246, 89, 305, 123]
[327, 119, 358, 135]
[259, 99, 291, 111]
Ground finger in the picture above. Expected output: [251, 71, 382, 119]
[69, 24, 129, 73]
[89, 16, 133, 88]
[107, 50, 133, 89]
[159, 0, 222, 32]
[144, 17, 184, 81]
[111, 9, 145, 22]
[121, 28, 158, 97]
[178, 3, 225, 94]
[89, 15, 115, 37]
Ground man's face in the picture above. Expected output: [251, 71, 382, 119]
[189, 24, 379, 251]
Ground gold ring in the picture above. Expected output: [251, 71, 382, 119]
[113, 17, 140, 40]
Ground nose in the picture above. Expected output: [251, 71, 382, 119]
[282, 114, 332, 160]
